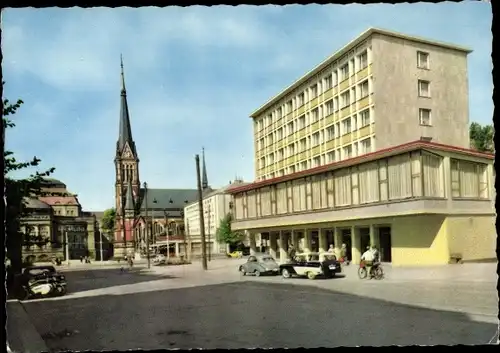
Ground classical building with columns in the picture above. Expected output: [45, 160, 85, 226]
[228, 141, 495, 266]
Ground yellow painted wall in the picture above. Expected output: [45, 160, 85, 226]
[391, 215, 450, 266]
[445, 215, 496, 262]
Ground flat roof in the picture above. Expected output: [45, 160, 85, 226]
[227, 140, 493, 194]
[250, 27, 473, 119]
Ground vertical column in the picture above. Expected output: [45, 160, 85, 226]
[278, 231, 287, 263]
[304, 229, 312, 254]
[318, 228, 327, 253]
[369, 224, 379, 248]
[175, 242, 180, 257]
[334, 228, 342, 258]
[269, 233, 277, 260]
[291, 230, 299, 249]
[249, 231, 258, 255]
[351, 226, 361, 264]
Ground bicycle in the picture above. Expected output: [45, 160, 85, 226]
[358, 260, 384, 280]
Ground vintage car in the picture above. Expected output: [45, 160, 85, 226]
[153, 254, 167, 265]
[22, 265, 66, 284]
[227, 250, 243, 259]
[238, 253, 280, 276]
[279, 252, 341, 280]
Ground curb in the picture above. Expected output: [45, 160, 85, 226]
[7, 299, 49, 353]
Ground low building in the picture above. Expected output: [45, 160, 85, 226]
[20, 178, 100, 263]
[183, 179, 249, 258]
[227, 140, 495, 266]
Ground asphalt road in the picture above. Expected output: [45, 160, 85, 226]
[22, 269, 496, 350]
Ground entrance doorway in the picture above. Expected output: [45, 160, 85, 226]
[378, 227, 392, 262]
[326, 230, 334, 249]
[359, 228, 370, 253]
[311, 231, 319, 252]
[341, 229, 352, 260]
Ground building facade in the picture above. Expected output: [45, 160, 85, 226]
[228, 141, 495, 266]
[183, 179, 248, 258]
[252, 28, 471, 181]
[20, 178, 99, 263]
[113, 58, 206, 258]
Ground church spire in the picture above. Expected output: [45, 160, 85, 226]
[202, 147, 208, 190]
[117, 55, 136, 156]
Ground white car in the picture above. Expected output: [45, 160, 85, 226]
[153, 254, 166, 265]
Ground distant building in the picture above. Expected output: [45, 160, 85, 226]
[183, 179, 249, 258]
[112, 57, 209, 258]
[20, 178, 99, 263]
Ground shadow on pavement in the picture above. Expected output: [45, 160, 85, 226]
[48, 267, 177, 295]
[21, 281, 498, 351]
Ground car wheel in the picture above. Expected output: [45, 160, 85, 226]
[254, 270, 261, 277]
[239, 266, 246, 276]
[281, 268, 291, 279]
[307, 272, 316, 280]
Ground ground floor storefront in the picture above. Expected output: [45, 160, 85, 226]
[243, 214, 495, 266]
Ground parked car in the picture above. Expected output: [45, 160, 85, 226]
[238, 253, 280, 276]
[280, 252, 341, 280]
[153, 254, 167, 265]
[22, 265, 66, 284]
[21, 265, 67, 299]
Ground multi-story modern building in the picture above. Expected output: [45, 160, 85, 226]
[252, 27, 471, 181]
[184, 178, 249, 258]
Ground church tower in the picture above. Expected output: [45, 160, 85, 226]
[114, 55, 140, 245]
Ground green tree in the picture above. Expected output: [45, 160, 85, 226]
[4, 93, 55, 275]
[470, 122, 494, 153]
[101, 208, 116, 234]
[215, 213, 243, 245]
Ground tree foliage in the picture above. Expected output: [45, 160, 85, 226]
[101, 208, 116, 233]
[470, 122, 494, 153]
[215, 213, 243, 245]
[4, 91, 55, 274]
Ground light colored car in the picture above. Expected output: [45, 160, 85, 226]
[153, 254, 166, 265]
[280, 252, 341, 280]
[238, 253, 280, 277]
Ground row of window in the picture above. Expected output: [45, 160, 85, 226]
[260, 137, 373, 180]
[256, 50, 371, 131]
[257, 106, 372, 154]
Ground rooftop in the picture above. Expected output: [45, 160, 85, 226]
[250, 27, 473, 119]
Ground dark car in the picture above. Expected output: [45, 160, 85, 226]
[279, 252, 341, 280]
[22, 265, 66, 285]
[239, 253, 280, 276]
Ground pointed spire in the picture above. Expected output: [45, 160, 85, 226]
[202, 147, 208, 190]
[117, 55, 136, 156]
[124, 179, 134, 211]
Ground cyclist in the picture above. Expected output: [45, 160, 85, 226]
[360, 246, 375, 279]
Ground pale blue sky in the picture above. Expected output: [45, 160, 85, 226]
[2, 3, 492, 211]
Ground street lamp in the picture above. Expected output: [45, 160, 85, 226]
[143, 181, 151, 269]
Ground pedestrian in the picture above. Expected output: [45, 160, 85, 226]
[128, 256, 134, 271]
[288, 244, 296, 262]
[340, 243, 348, 264]
[80, 256, 83, 263]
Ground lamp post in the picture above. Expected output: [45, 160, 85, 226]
[65, 228, 70, 266]
[143, 182, 151, 269]
[163, 210, 170, 261]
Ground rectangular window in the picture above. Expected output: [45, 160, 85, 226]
[451, 159, 489, 199]
[267, 134, 274, 145]
[268, 153, 275, 164]
[343, 145, 353, 159]
[300, 138, 307, 151]
[288, 144, 295, 156]
[358, 162, 380, 204]
[340, 64, 349, 81]
[359, 80, 369, 98]
[298, 115, 306, 129]
[287, 122, 294, 135]
[259, 138, 265, 150]
[325, 100, 334, 116]
[327, 125, 335, 140]
[310, 84, 318, 99]
[358, 51, 368, 70]
[341, 91, 350, 108]
[418, 80, 431, 97]
[259, 157, 265, 169]
[286, 100, 293, 113]
[276, 128, 283, 140]
[300, 161, 308, 171]
[360, 138, 372, 154]
[360, 109, 370, 127]
[342, 117, 352, 134]
[334, 97, 339, 111]
[312, 156, 321, 168]
[324, 75, 332, 90]
[311, 108, 319, 123]
[278, 169, 285, 177]
[298, 93, 305, 107]
[417, 51, 429, 69]
[312, 132, 320, 146]
[277, 148, 284, 161]
[277, 107, 283, 118]
[327, 151, 335, 163]
[419, 108, 432, 126]
[289, 165, 296, 173]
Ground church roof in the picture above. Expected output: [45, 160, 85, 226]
[140, 188, 199, 211]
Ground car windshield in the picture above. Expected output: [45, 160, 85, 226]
[261, 257, 275, 262]
[28, 268, 54, 276]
